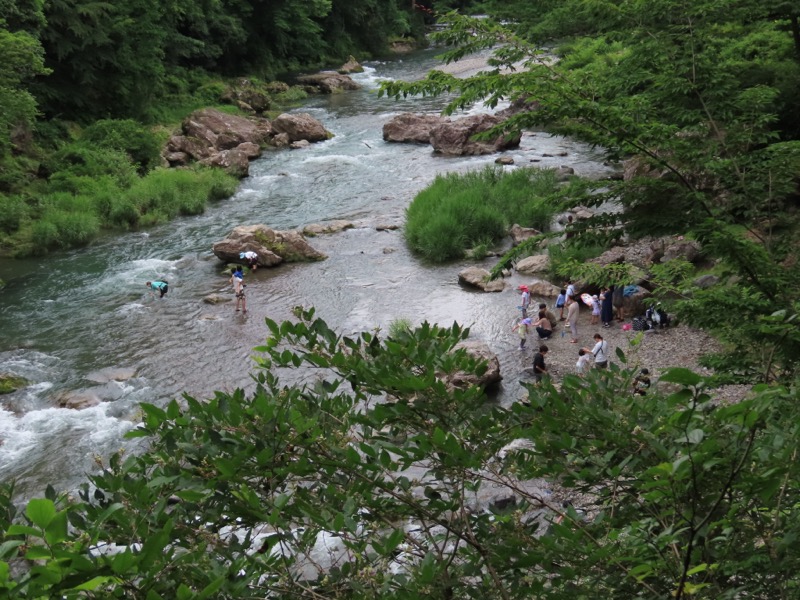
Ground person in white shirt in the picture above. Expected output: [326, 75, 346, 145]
[576, 349, 591, 374]
[583, 333, 609, 369]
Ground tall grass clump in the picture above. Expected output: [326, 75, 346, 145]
[124, 168, 238, 226]
[405, 167, 570, 262]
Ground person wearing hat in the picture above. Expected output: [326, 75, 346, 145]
[590, 294, 601, 325]
[512, 316, 532, 349]
[518, 284, 531, 318]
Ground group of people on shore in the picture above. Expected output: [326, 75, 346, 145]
[143, 250, 258, 314]
[514, 279, 648, 391]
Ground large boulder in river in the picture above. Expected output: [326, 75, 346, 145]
[297, 71, 360, 93]
[458, 267, 505, 292]
[212, 225, 327, 266]
[271, 113, 331, 143]
[527, 281, 562, 298]
[429, 114, 521, 155]
[200, 146, 252, 178]
[509, 224, 541, 247]
[382, 113, 450, 144]
[182, 108, 272, 149]
[515, 254, 550, 274]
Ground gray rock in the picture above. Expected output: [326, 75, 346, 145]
[694, 274, 719, 289]
[271, 113, 330, 143]
[338, 56, 363, 74]
[458, 267, 505, 292]
[85, 367, 136, 384]
[430, 114, 521, 156]
[447, 339, 502, 390]
[203, 294, 233, 305]
[382, 113, 448, 144]
[495, 156, 515, 165]
[296, 71, 360, 93]
[508, 223, 542, 246]
[290, 140, 311, 149]
[515, 254, 550, 274]
[213, 224, 327, 266]
[302, 221, 354, 236]
[527, 281, 562, 298]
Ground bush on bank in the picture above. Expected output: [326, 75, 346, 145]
[405, 167, 580, 262]
[1, 309, 798, 598]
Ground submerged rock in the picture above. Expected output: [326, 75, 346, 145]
[0, 374, 29, 394]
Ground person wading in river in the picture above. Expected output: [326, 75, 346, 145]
[231, 266, 247, 313]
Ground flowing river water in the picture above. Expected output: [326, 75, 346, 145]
[0, 49, 614, 499]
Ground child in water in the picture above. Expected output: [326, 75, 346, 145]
[512, 317, 532, 349]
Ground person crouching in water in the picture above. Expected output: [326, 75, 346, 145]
[240, 251, 259, 271]
[146, 280, 168, 298]
[231, 266, 247, 313]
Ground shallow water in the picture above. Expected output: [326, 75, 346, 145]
[0, 48, 614, 498]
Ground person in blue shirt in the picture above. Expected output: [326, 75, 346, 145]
[146, 280, 169, 298]
[230, 267, 246, 313]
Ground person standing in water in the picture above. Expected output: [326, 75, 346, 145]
[230, 266, 247, 313]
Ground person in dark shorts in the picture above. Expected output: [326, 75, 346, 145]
[533, 345, 549, 383]
[146, 280, 169, 298]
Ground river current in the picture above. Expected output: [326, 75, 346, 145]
[0, 49, 613, 498]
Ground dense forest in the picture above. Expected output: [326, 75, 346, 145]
[3, 1, 800, 598]
[0, 0, 452, 256]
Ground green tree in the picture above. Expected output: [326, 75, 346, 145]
[1, 310, 799, 598]
[380, 7, 800, 381]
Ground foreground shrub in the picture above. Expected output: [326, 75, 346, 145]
[0, 309, 797, 598]
[405, 167, 572, 262]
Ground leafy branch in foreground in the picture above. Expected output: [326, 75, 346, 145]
[1, 310, 799, 598]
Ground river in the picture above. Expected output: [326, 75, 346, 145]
[0, 48, 613, 499]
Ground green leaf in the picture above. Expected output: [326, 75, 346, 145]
[44, 510, 68, 545]
[658, 368, 703, 387]
[26, 498, 56, 528]
[111, 550, 136, 575]
[5, 525, 41, 537]
[0, 541, 23, 559]
[197, 575, 225, 599]
[72, 575, 120, 591]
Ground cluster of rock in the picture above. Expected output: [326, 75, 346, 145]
[163, 108, 332, 177]
[211, 224, 328, 268]
[162, 60, 366, 176]
[383, 112, 522, 156]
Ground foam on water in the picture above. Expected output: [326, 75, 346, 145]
[350, 65, 393, 90]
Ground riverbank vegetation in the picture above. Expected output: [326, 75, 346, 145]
[0, 0, 430, 256]
[405, 167, 584, 261]
[2, 309, 799, 598]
